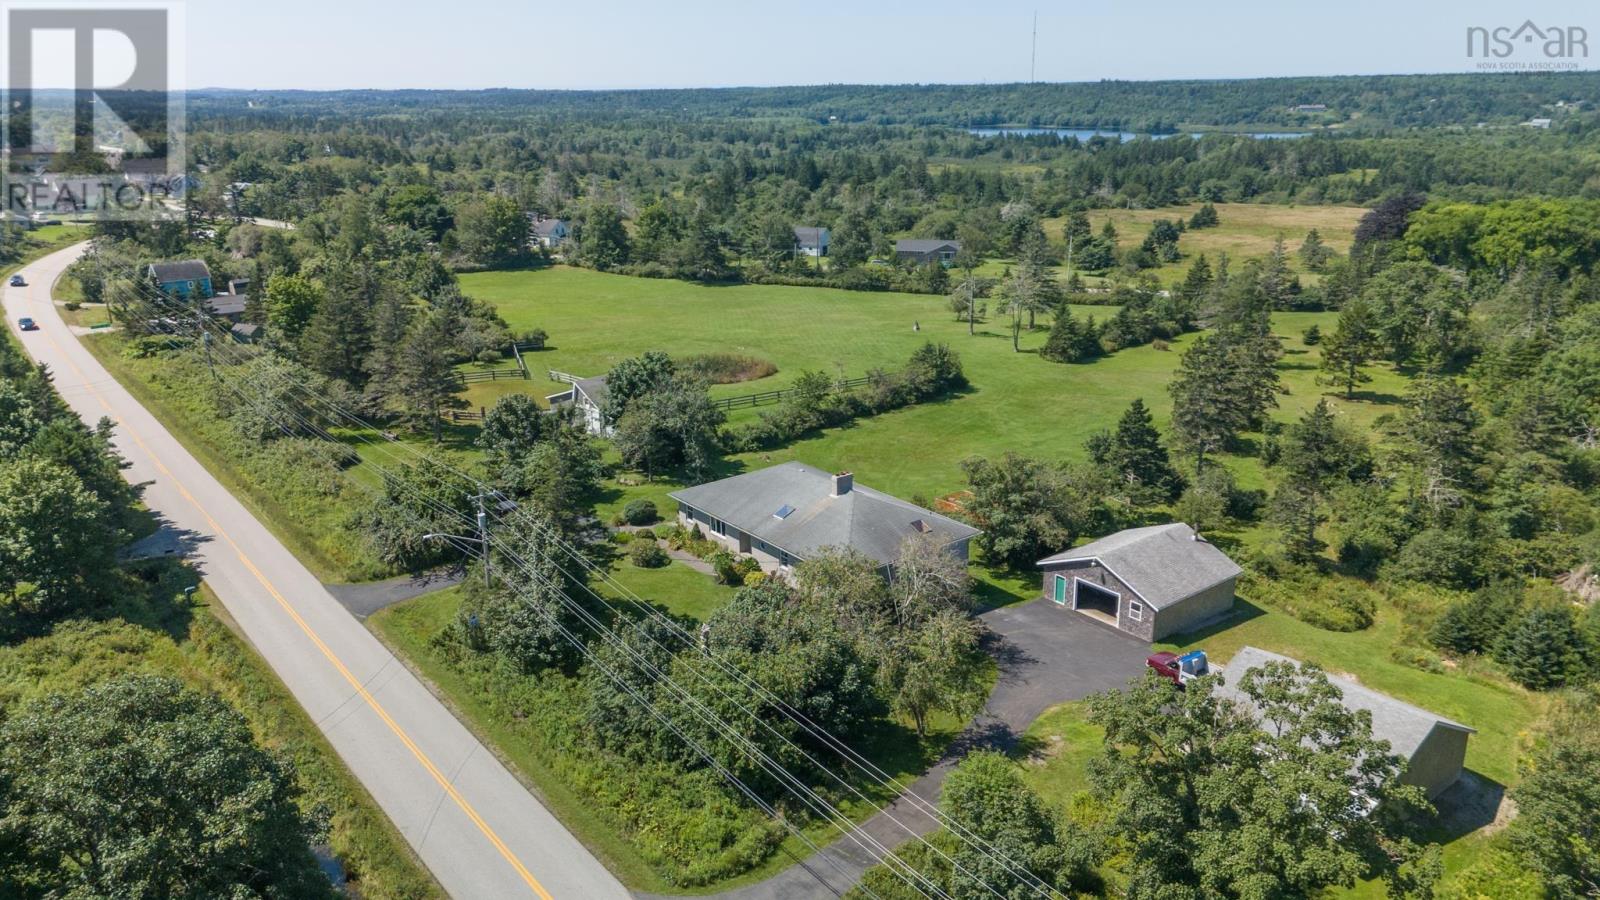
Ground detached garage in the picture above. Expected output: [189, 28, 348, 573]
[1038, 523, 1241, 641]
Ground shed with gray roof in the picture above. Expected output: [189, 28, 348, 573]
[1216, 646, 1475, 799]
[670, 462, 980, 575]
[1037, 523, 1241, 640]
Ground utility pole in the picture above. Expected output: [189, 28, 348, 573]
[1030, 11, 1038, 84]
[469, 491, 494, 587]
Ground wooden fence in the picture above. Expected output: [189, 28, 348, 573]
[712, 375, 873, 411]
[443, 407, 488, 424]
[459, 366, 527, 384]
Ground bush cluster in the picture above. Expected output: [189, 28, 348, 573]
[727, 343, 966, 452]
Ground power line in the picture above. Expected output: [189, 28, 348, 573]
[114, 274, 1064, 899]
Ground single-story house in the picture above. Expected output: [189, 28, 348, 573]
[1038, 523, 1240, 641]
[545, 375, 610, 436]
[793, 226, 830, 257]
[230, 322, 261, 343]
[670, 463, 981, 576]
[895, 239, 961, 266]
[530, 216, 570, 249]
[1217, 646, 1475, 800]
[149, 260, 214, 299]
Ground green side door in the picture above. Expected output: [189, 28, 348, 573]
[1052, 575, 1068, 605]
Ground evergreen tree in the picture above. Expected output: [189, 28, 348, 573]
[1099, 398, 1183, 504]
[1176, 253, 1213, 306]
[1320, 296, 1382, 398]
[1040, 307, 1101, 363]
[1298, 228, 1334, 271]
[1429, 581, 1520, 656]
[1188, 202, 1220, 229]
[393, 310, 467, 442]
[1496, 605, 1592, 690]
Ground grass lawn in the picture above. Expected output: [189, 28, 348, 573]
[464, 266, 1408, 517]
[371, 585, 990, 893]
[600, 554, 738, 622]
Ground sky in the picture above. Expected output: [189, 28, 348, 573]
[152, 0, 1600, 90]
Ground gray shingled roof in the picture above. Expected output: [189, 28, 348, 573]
[530, 218, 567, 237]
[206, 295, 247, 317]
[793, 226, 828, 246]
[1217, 646, 1475, 761]
[149, 260, 212, 283]
[895, 239, 961, 254]
[1038, 523, 1241, 609]
[669, 462, 980, 566]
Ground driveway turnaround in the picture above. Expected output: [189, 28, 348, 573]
[5, 244, 629, 900]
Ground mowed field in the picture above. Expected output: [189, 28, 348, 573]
[459, 265, 1408, 511]
[1023, 202, 1366, 287]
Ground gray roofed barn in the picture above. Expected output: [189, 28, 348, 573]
[1038, 523, 1241, 640]
[669, 462, 980, 574]
[1216, 646, 1476, 799]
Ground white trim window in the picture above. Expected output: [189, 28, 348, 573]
[1128, 601, 1144, 622]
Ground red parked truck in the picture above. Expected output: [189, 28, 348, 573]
[1146, 650, 1210, 688]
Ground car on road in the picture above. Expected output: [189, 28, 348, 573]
[8, 275, 24, 287]
[17, 317, 37, 331]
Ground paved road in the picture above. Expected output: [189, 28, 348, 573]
[5, 244, 628, 900]
[677, 599, 1149, 900]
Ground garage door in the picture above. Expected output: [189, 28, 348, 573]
[1074, 580, 1120, 617]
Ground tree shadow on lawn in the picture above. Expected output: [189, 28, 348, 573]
[973, 574, 1037, 613]
[1344, 389, 1406, 406]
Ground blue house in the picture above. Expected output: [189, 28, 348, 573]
[148, 260, 214, 299]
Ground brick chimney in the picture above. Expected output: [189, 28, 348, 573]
[832, 472, 854, 497]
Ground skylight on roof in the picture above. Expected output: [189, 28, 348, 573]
[774, 504, 796, 519]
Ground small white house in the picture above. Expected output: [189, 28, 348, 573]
[530, 216, 570, 250]
[546, 375, 610, 436]
[793, 226, 830, 257]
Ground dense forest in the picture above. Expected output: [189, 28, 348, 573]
[191, 70, 1600, 129]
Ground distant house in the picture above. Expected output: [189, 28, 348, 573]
[149, 260, 214, 299]
[895, 239, 961, 266]
[1038, 523, 1240, 641]
[793, 226, 830, 257]
[230, 322, 262, 343]
[1525, 117, 1553, 128]
[529, 216, 570, 250]
[1293, 103, 1328, 113]
[670, 462, 981, 577]
[1217, 646, 1476, 799]
[546, 375, 610, 436]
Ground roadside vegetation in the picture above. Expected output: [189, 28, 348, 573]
[0, 294, 438, 897]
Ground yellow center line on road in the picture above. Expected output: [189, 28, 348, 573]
[19, 273, 554, 900]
